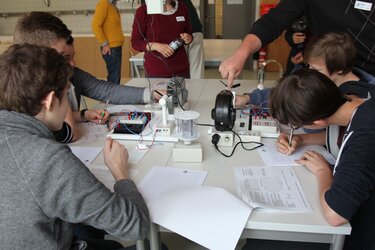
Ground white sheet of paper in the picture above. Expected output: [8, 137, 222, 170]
[137, 166, 208, 204]
[75, 122, 108, 143]
[88, 164, 139, 192]
[234, 166, 312, 212]
[149, 186, 252, 250]
[69, 146, 103, 166]
[258, 142, 336, 166]
[128, 145, 149, 165]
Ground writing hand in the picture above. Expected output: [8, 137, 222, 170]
[276, 132, 300, 155]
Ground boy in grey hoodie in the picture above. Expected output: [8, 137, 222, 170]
[0, 44, 150, 249]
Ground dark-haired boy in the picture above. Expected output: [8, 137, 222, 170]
[270, 69, 375, 250]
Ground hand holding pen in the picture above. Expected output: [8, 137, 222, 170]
[98, 100, 110, 124]
[276, 132, 301, 155]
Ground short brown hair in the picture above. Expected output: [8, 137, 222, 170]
[269, 69, 347, 127]
[13, 11, 72, 47]
[0, 44, 73, 116]
[304, 32, 356, 75]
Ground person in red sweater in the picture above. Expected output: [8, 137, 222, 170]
[131, 0, 193, 78]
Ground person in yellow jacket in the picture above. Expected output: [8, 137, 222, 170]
[92, 0, 124, 84]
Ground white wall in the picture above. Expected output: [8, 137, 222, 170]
[0, 0, 141, 36]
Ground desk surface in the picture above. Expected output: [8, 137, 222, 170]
[81, 78, 350, 249]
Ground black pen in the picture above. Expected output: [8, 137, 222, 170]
[154, 90, 164, 97]
[220, 80, 241, 89]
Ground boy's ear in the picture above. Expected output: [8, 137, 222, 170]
[312, 119, 327, 126]
[42, 91, 56, 111]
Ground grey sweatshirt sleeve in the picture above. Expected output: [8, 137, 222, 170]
[22, 142, 150, 240]
[71, 67, 150, 105]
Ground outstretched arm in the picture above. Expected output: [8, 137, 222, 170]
[219, 34, 262, 88]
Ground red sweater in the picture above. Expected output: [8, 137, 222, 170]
[131, 2, 192, 78]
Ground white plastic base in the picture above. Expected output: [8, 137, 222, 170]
[155, 121, 175, 136]
[173, 142, 203, 162]
[237, 130, 262, 143]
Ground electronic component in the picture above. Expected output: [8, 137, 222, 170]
[208, 129, 234, 147]
[211, 90, 236, 131]
[111, 112, 151, 135]
[166, 77, 188, 114]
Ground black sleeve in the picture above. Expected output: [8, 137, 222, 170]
[53, 122, 73, 143]
[250, 0, 306, 46]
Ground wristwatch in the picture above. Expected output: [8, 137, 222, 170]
[80, 109, 88, 121]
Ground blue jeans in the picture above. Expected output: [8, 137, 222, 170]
[102, 46, 122, 85]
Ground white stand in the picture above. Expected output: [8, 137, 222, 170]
[155, 95, 175, 136]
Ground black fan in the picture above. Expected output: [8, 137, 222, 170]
[211, 90, 236, 131]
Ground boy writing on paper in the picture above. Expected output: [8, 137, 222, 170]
[275, 33, 375, 158]
[269, 68, 375, 249]
[0, 44, 150, 249]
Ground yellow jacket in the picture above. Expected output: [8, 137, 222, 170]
[92, 0, 124, 47]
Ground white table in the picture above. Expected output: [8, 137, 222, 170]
[84, 78, 351, 250]
[129, 39, 242, 78]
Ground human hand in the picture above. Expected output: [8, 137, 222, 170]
[84, 109, 110, 124]
[180, 33, 192, 44]
[154, 43, 174, 58]
[104, 137, 129, 181]
[295, 150, 332, 176]
[291, 51, 304, 64]
[292, 33, 306, 44]
[101, 44, 111, 55]
[219, 55, 245, 88]
[152, 89, 167, 101]
[276, 132, 301, 155]
[235, 94, 250, 108]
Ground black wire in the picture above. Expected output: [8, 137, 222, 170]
[214, 139, 263, 158]
[193, 122, 263, 157]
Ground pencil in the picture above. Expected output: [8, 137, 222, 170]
[98, 100, 109, 124]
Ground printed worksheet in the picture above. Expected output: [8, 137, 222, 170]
[258, 142, 336, 166]
[234, 166, 312, 212]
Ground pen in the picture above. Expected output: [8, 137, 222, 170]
[99, 99, 109, 124]
[220, 80, 241, 89]
[287, 127, 295, 155]
[154, 90, 164, 97]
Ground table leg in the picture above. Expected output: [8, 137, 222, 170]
[330, 234, 345, 250]
[136, 240, 146, 250]
[149, 223, 161, 250]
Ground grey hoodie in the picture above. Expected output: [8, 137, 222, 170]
[0, 110, 150, 249]
[71, 67, 150, 107]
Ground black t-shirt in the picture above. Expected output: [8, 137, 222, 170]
[53, 122, 73, 143]
[325, 98, 375, 250]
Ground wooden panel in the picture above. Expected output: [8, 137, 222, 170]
[73, 37, 97, 76]
[74, 36, 131, 80]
